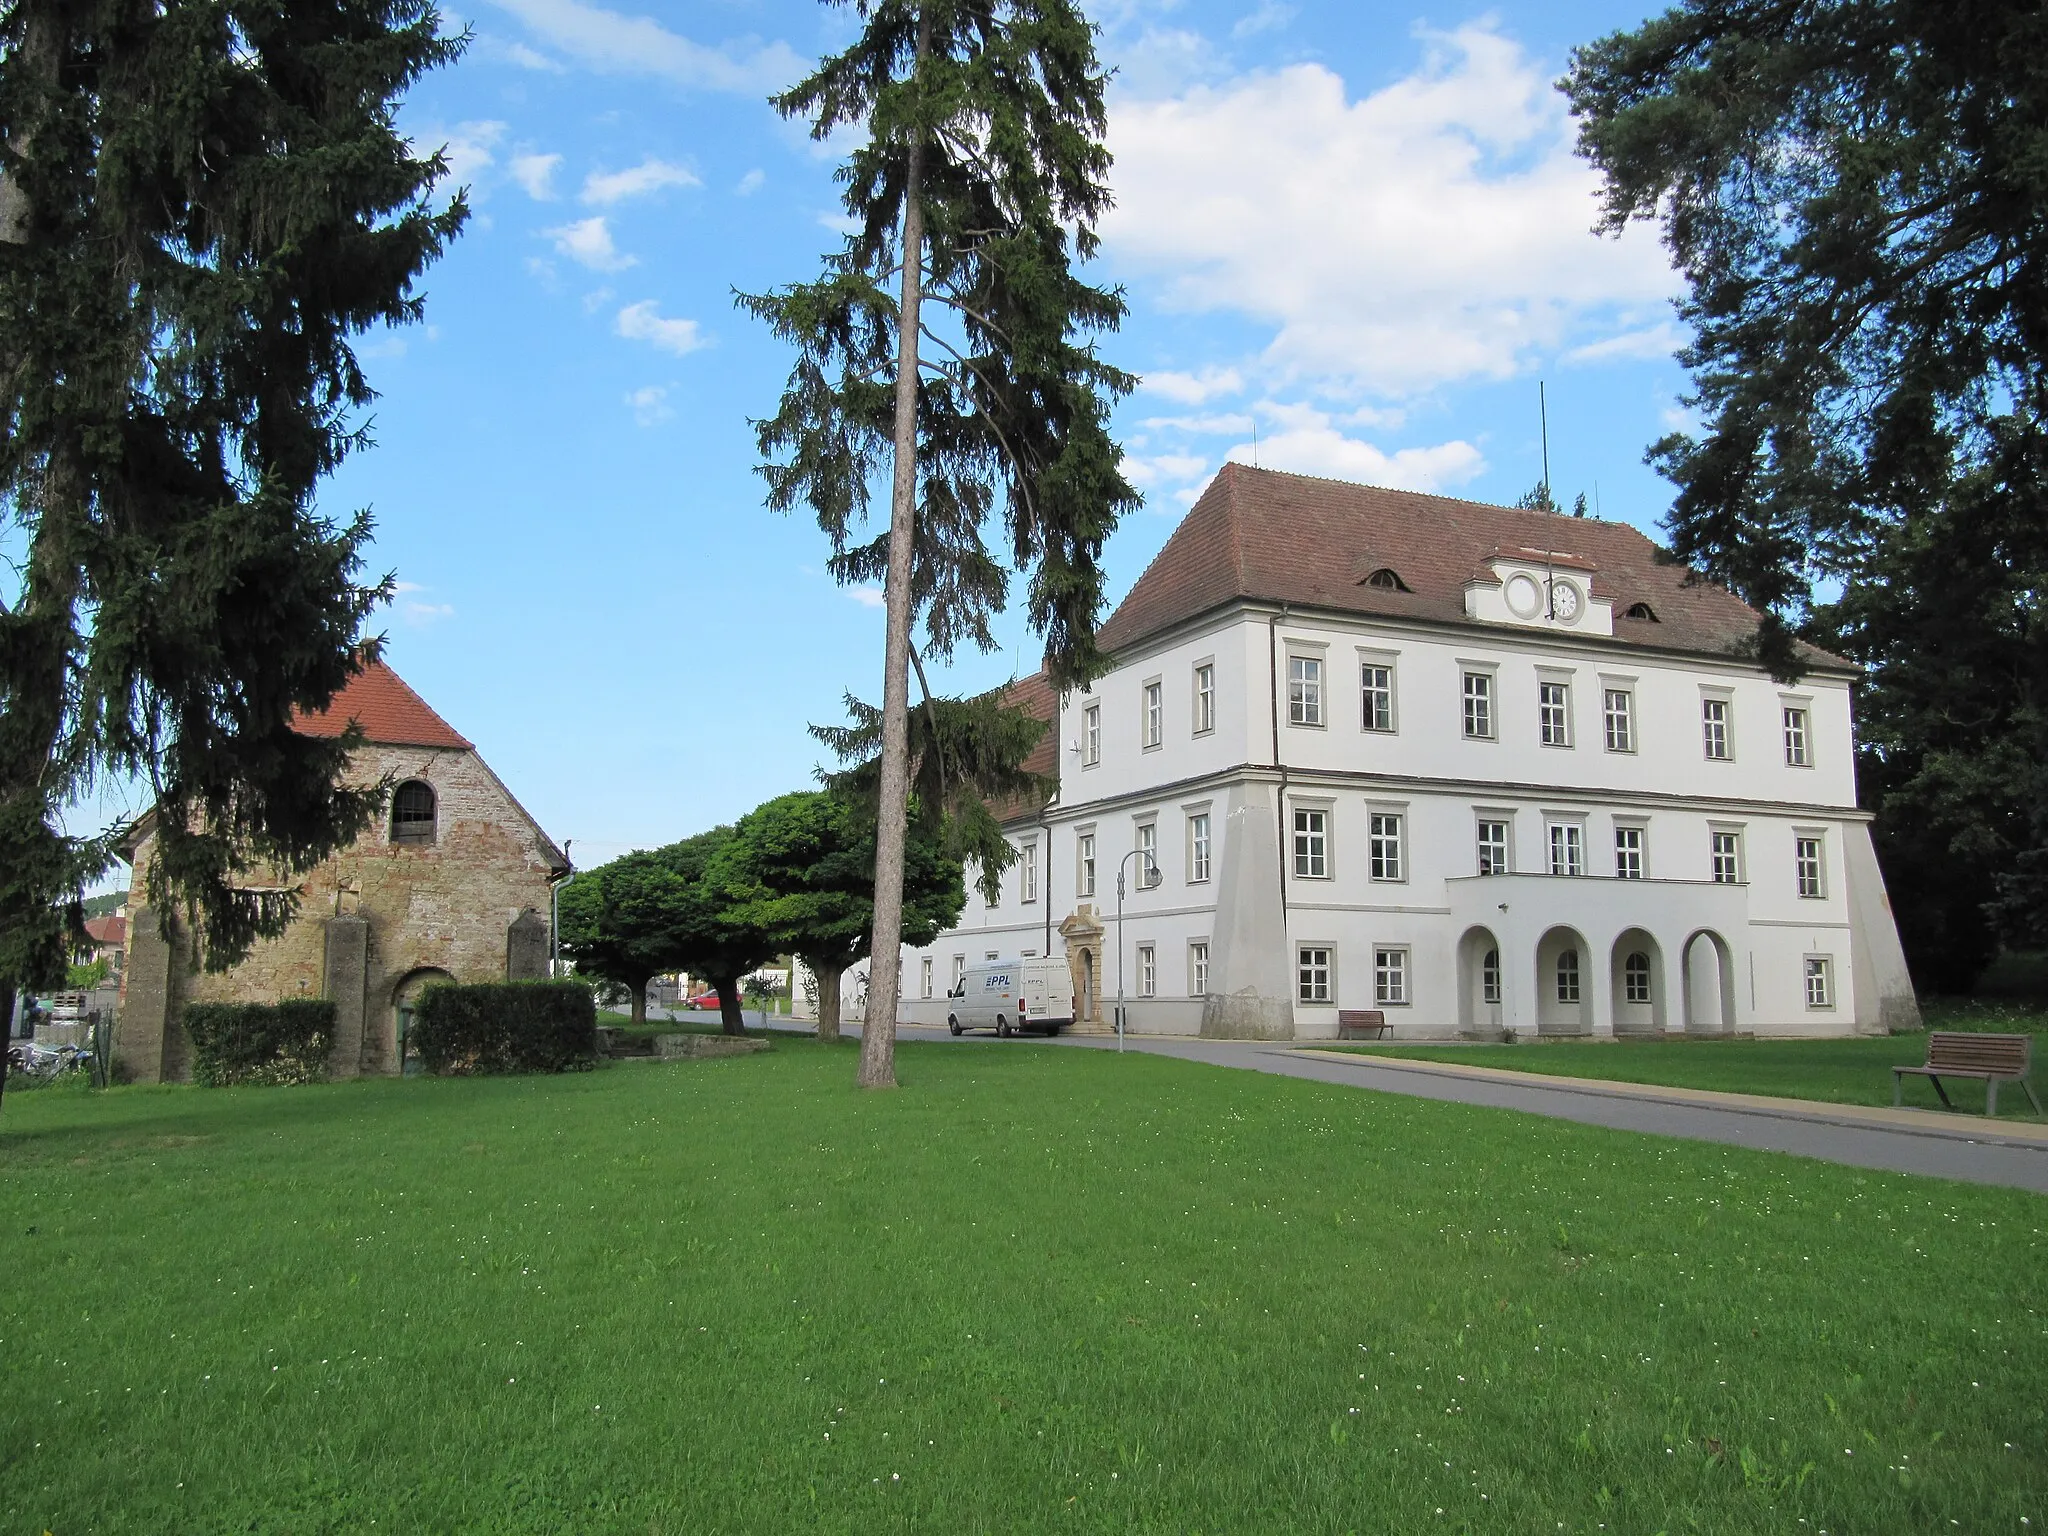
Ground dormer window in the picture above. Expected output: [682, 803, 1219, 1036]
[1622, 601, 1659, 622]
[1362, 567, 1411, 592]
[391, 780, 437, 845]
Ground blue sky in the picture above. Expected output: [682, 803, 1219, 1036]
[96, 0, 1703, 876]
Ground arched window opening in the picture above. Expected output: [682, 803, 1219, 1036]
[1624, 951, 1652, 1005]
[1622, 601, 1659, 622]
[1362, 567, 1411, 593]
[391, 780, 437, 845]
[1556, 948, 1581, 1003]
[1481, 947, 1501, 1005]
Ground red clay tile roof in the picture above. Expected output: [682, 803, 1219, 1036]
[84, 914, 126, 947]
[986, 670, 1059, 823]
[1097, 464, 1845, 668]
[292, 659, 472, 749]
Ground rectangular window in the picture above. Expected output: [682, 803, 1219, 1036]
[1374, 947, 1409, 1007]
[1539, 681, 1572, 747]
[1137, 943, 1156, 998]
[951, 954, 966, 991]
[1711, 830, 1743, 884]
[1077, 833, 1096, 897]
[1188, 813, 1212, 883]
[1548, 822, 1584, 877]
[1805, 955, 1834, 1009]
[1795, 835, 1825, 899]
[1297, 945, 1331, 1004]
[1615, 825, 1645, 881]
[1142, 680, 1163, 749]
[1368, 812, 1404, 882]
[1603, 688, 1635, 753]
[1784, 706, 1811, 767]
[1289, 655, 1324, 726]
[1623, 953, 1652, 1005]
[1136, 821, 1159, 888]
[1481, 945, 1502, 1005]
[1293, 808, 1328, 878]
[1361, 663, 1394, 732]
[1020, 841, 1039, 904]
[1083, 703, 1101, 766]
[1193, 664, 1216, 735]
[1477, 819, 1509, 876]
[1703, 697, 1731, 760]
[1556, 948, 1582, 1004]
[1189, 941, 1209, 996]
[1462, 671, 1494, 739]
[921, 956, 933, 999]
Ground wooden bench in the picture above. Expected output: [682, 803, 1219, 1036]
[1893, 1032, 2040, 1116]
[1337, 1009, 1389, 1041]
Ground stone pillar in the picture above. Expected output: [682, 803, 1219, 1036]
[116, 905, 176, 1084]
[324, 914, 370, 1077]
[506, 909, 550, 981]
[1201, 781, 1295, 1039]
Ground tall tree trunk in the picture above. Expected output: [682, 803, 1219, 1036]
[858, 9, 931, 1091]
[0, 982, 13, 1112]
[717, 977, 746, 1036]
[629, 976, 647, 1029]
[809, 955, 842, 1044]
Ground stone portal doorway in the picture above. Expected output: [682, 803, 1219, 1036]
[1058, 906, 1105, 1026]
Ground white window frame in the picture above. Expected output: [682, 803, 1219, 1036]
[1141, 676, 1163, 751]
[1602, 686, 1635, 753]
[1476, 816, 1511, 877]
[1702, 691, 1733, 761]
[1374, 946, 1410, 1007]
[1288, 650, 1326, 728]
[1555, 946, 1582, 1004]
[1296, 944, 1333, 1005]
[1623, 951, 1652, 1005]
[1077, 829, 1097, 898]
[1547, 819, 1585, 878]
[1480, 946, 1502, 1005]
[1537, 677, 1573, 748]
[1368, 809, 1405, 883]
[1710, 826, 1744, 885]
[921, 955, 933, 999]
[1019, 840, 1039, 904]
[1794, 832, 1826, 899]
[1358, 649, 1398, 734]
[1187, 810, 1213, 884]
[1192, 660, 1216, 737]
[1614, 822, 1646, 881]
[1135, 819, 1160, 888]
[1137, 943, 1156, 998]
[1461, 668, 1496, 741]
[1804, 954, 1835, 1009]
[1189, 940, 1210, 997]
[1783, 702, 1812, 768]
[951, 954, 966, 991]
[1082, 702, 1101, 767]
[1292, 805, 1330, 879]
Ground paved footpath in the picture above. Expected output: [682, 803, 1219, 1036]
[878, 1024, 2048, 1195]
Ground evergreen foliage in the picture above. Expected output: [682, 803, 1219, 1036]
[184, 999, 336, 1086]
[408, 982, 597, 1077]
[0, 0, 467, 1024]
[556, 850, 695, 1029]
[1566, 0, 2048, 979]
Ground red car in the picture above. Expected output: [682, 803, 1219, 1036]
[688, 991, 723, 1010]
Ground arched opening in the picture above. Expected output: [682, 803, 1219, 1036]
[1609, 929, 1666, 1036]
[390, 780, 437, 845]
[1362, 567, 1412, 593]
[1621, 601, 1659, 622]
[1457, 926, 1503, 1036]
[391, 967, 456, 1074]
[1535, 926, 1590, 1036]
[1681, 930, 1737, 1035]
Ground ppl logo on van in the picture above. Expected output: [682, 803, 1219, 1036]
[984, 973, 1010, 990]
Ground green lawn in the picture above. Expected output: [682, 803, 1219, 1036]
[1325, 1002, 2048, 1119]
[2, 1044, 2043, 1533]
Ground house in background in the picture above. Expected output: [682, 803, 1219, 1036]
[892, 464, 1918, 1042]
[116, 660, 570, 1081]
[80, 911, 127, 980]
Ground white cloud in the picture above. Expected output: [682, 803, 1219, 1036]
[1564, 321, 1685, 365]
[1141, 410, 1256, 436]
[403, 601, 457, 627]
[847, 585, 888, 609]
[615, 300, 705, 355]
[1232, 2, 1296, 39]
[735, 168, 766, 197]
[1123, 451, 1211, 491]
[509, 151, 562, 200]
[544, 215, 635, 271]
[1103, 25, 1678, 394]
[504, 41, 566, 72]
[432, 120, 507, 185]
[625, 384, 673, 426]
[1143, 366, 1243, 405]
[581, 158, 702, 205]
[1224, 411, 1485, 492]
[485, 0, 804, 93]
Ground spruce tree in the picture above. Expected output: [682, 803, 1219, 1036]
[742, 0, 1137, 1088]
[0, 0, 466, 1052]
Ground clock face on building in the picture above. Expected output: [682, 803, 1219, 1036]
[1549, 580, 1582, 622]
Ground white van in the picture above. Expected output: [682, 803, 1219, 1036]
[946, 957, 1074, 1037]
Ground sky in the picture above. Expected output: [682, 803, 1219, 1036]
[84, 0, 1704, 878]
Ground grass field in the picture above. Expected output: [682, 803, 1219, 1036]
[2, 1043, 2043, 1533]
[1328, 1002, 2048, 1119]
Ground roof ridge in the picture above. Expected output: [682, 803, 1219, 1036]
[1225, 461, 1647, 535]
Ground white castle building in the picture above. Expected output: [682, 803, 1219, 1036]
[892, 465, 1919, 1041]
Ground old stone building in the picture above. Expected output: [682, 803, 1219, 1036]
[116, 661, 570, 1080]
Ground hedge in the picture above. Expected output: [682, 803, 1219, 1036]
[185, 1000, 337, 1086]
[409, 982, 597, 1076]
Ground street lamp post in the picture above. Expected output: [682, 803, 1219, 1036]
[1114, 847, 1158, 1055]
